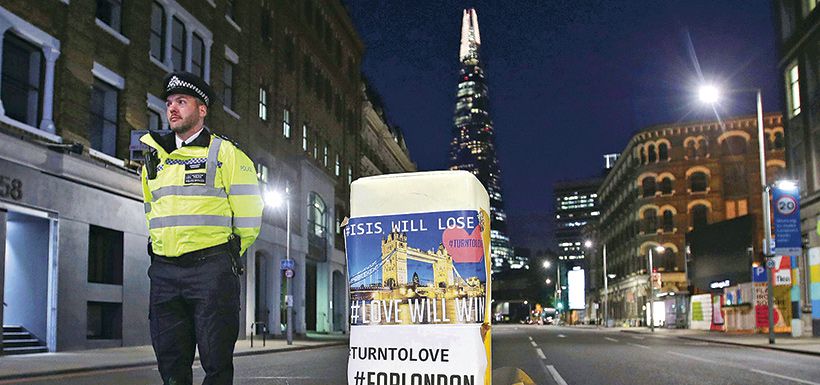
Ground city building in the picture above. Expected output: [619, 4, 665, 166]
[552, 177, 602, 321]
[448, 9, 513, 272]
[0, 0, 391, 352]
[591, 115, 785, 326]
[774, 0, 820, 336]
[360, 79, 416, 176]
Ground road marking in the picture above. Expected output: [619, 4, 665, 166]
[604, 337, 619, 342]
[670, 351, 820, 385]
[557, 334, 566, 338]
[536, 348, 546, 359]
[749, 369, 820, 385]
[546, 365, 569, 385]
[631, 335, 645, 340]
[0, 366, 153, 384]
[530, 340, 538, 347]
[627, 343, 650, 349]
[528, 336, 533, 341]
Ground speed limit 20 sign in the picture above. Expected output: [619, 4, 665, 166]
[772, 182, 801, 256]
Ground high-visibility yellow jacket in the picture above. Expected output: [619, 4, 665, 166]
[140, 129, 263, 257]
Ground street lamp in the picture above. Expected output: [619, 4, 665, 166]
[699, 85, 775, 344]
[647, 245, 664, 332]
[264, 188, 293, 345]
[585, 240, 610, 327]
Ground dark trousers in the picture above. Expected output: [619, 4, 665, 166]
[149, 250, 240, 385]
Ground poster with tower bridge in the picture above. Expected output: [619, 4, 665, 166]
[345, 210, 489, 326]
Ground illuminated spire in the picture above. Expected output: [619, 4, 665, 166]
[459, 8, 481, 62]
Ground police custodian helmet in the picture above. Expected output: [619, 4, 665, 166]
[162, 71, 214, 107]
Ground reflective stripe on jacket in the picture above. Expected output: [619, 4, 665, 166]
[140, 132, 263, 257]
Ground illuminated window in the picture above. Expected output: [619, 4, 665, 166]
[282, 108, 291, 138]
[258, 88, 267, 121]
[302, 124, 308, 151]
[787, 63, 801, 117]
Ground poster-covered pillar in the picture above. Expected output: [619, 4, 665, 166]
[345, 171, 492, 385]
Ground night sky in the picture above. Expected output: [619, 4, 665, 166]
[344, 1, 782, 252]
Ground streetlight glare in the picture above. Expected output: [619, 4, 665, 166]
[776, 180, 798, 191]
[699, 85, 720, 104]
[542, 260, 551, 269]
[264, 190, 285, 208]
[545, 278, 552, 284]
[584, 240, 593, 248]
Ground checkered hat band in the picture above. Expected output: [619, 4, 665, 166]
[166, 76, 210, 105]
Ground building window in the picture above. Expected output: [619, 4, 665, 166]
[660, 177, 673, 195]
[308, 192, 326, 239]
[223, 61, 234, 110]
[89, 79, 119, 156]
[773, 131, 785, 150]
[685, 141, 696, 159]
[96, 0, 123, 33]
[662, 210, 674, 232]
[226, 0, 237, 21]
[642, 177, 656, 198]
[171, 16, 186, 72]
[721, 136, 747, 156]
[323, 144, 328, 167]
[691, 205, 709, 229]
[149, 2, 165, 61]
[87, 302, 122, 340]
[647, 144, 657, 162]
[191, 34, 205, 79]
[335, 154, 341, 176]
[282, 108, 291, 138]
[258, 88, 268, 121]
[88, 225, 123, 284]
[148, 109, 162, 131]
[689, 172, 708, 192]
[302, 124, 308, 151]
[787, 63, 801, 117]
[696, 138, 708, 158]
[643, 209, 658, 233]
[313, 133, 319, 159]
[2, 33, 42, 128]
[658, 143, 669, 161]
[348, 165, 353, 185]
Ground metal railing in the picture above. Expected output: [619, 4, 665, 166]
[250, 322, 268, 347]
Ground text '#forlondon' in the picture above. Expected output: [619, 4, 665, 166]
[351, 371, 476, 385]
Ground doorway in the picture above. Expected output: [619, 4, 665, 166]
[305, 263, 317, 331]
[332, 270, 345, 332]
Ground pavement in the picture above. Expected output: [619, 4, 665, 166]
[616, 326, 820, 356]
[0, 333, 348, 381]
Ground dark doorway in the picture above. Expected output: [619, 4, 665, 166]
[305, 263, 317, 331]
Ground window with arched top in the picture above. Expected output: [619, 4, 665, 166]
[642, 177, 656, 197]
[658, 143, 669, 161]
[696, 138, 708, 158]
[721, 136, 747, 156]
[640, 147, 647, 164]
[689, 172, 708, 192]
[685, 140, 696, 159]
[660, 177, 673, 195]
[662, 210, 674, 232]
[308, 192, 327, 239]
[691, 204, 709, 229]
[643, 209, 658, 233]
[773, 132, 785, 150]
[647, 144, 657, 162]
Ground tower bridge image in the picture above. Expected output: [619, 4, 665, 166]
[382, 232, 455, 288]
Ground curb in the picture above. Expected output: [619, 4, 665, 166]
[619, 329, 820, 357]
[0, 341, 348, 382]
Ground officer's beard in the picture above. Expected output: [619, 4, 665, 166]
[170, 114, 203, 136]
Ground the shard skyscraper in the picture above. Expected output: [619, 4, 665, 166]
[449, 9, 513, 272]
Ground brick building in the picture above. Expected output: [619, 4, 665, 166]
[589, 115, 785, 326]
[0, 0, 385, 352]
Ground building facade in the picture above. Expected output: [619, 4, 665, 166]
[591, 115, 785, 326]
[552, 178, 602, 320]
[775, 0, 820, 335]
[0, 0, 386, 352]
[360, 80, 416, 176]
[448, 9, 513, 272]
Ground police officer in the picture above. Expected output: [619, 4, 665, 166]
[140, 71, 263, 385]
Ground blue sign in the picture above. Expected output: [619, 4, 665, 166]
[281, 259, 295, 271]
[772, 182, 801, 256]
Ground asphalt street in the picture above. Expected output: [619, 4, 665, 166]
[5, 325, 820, 384]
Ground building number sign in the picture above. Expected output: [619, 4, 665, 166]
[0, 175, 22, 200]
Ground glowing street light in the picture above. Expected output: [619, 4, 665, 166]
[545, 278, 552, 285]
[542, 260, 551, 269]
[698, 84, 720, 104]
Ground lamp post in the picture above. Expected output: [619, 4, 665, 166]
[264, 188, 293, 345]
[699, 85, 775, 344]
[648, 245, 664, 332]
[585, 240, 609, 327]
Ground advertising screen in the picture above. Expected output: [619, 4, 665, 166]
[568, 269, 585, 310]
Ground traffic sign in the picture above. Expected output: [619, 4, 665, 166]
[284, 268, 294, 278]
[766, 258, 776, 269]
[772, 182, 802, 256]
[281, 259, 294, 270]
